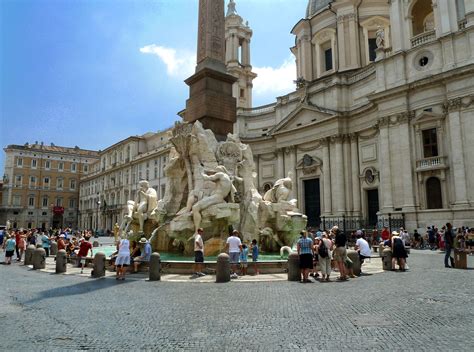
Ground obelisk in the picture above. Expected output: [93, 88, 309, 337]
[184, 0, 237, 138]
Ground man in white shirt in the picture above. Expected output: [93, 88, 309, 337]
[193, 228, 206, 277]
[225, 230, 242, 279]
[355, 232, 372, 269]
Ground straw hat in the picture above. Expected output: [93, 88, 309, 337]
[139, 237, 148, 244]
[391, 231, 399, 236]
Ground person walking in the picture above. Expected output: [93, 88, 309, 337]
[191, 228, 206, 277]
[444, 223, 455, 268]
[250, 239, 259, 275]
[297, 230, 314, 283]
[77, 236, 93, 274]
[115, 237, 130, 280]
[226, 230, 242, 279]
[3, 235, 16, 265]
[41, 232, 51, 257]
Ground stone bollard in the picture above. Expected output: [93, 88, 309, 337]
[287, 252, 301, 281]
[149, 252, 161, 281]
[56, 249, 67, 274]
[382, 248, 393, 271]
[33, 247, 46, 270]
[91, 252, 106, 278]
[216, 253, 230, 283]
[50, 241, 58, 256]
[24, 245, 36, 266]
[379, 243, 384, 257]
[36, 244, 42, 248]
[346, 249, 361, 276]
[92, 240, 99, 248]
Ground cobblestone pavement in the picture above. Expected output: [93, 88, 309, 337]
[0, 250, 472, 351]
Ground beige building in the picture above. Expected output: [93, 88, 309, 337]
[0, 143, 99, 229]
[78, 131, 170, 232]
[233, 0, 474, 231]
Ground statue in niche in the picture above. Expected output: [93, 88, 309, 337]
[263, 171, 294, 204]
[376, 26, 385, 49]
[121, 180, 158, 234]
[190, 165, 235, 232]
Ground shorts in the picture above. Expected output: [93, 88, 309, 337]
[299, 253, 313, 269]
[5, 250, 14, 258]
[194, 251, 204, 263]
[333, 247, 347, 263]
[240, 262, 248, 268]
[229, 252, 240, 264]
[115, 254, 130, 267]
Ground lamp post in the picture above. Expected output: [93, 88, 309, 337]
[96, 200, 101, 236]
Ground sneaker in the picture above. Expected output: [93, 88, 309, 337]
[197, 272, 206, 277]
[230, 273, 239, 279]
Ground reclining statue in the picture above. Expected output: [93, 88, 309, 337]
[263, 171, 294, 203]
[120, 180, 158, 234]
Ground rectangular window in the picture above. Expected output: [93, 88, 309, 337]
[28, 197, 35, 207]
[71, 163, 77, 172]
[70, 179, 76, 190]
[422, 128, 439, 158]
[240, 88, 245, 98]
[43, 177, 50, 189]
[17, 157, 23, 167]
[29, 176, 36, 188]
[368, 38, 377, 62]
[42, 197, 48, 207]
[31, 159, 37, 168]
[56, 198, 63, 207]
[324, 48, 333, 71]
[45, 160, 51, 169]
[69, 198, 76, 208]
[58, 162, 64, 171]
[15, 175, 23, 187]
[57, 178, 63, 190]
[13, 196, 21, 206]
[83, 164, 88, 173]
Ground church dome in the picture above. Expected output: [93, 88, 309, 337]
[306, 0, 333, 18]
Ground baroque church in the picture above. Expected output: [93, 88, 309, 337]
[227, 0, 474, 231]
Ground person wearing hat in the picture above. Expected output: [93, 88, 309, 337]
[391, 231, 407, 271]
[57, 234, 66, 251]
[133, 237, 152, 273]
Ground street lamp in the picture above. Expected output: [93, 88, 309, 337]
[96, 200, 101, 236]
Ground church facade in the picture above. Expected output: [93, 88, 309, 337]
[231, 0, 474, 231]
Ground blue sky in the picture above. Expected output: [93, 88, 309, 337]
[0, 0, 307, 172]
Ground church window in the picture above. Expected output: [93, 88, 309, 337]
[240, 88, 245, 98]
[324, 47, 333, 71]
[426, 177, 442, 209]
[411, 0, 434, 36]
[368, 38, 377, 62]
[422, 128, 438, 158]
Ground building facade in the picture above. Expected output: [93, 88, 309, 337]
[78, 131, 170, 232]
[0, 143, 99, 229]
[234, 0, 474, 230]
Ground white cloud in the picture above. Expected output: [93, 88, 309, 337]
[253, 57, 296, 97]
[140, 44, 195, 78]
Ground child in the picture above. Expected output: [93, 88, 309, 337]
[250, 239, 259, 275]
[4, 235, 16, 265]
[240, 244, 249, 276]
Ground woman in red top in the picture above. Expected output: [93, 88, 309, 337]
[77, 237, 93, 274]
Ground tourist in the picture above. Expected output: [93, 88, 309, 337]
[391, 231, 408, 271]
[77, 236, 93, 274]
[318, 233, 332, 282]
[130, 240, 141, 266]
[333, 226, 348, 281]
[41, 231, 51, 257]
[297, 230, 313, 283]
[226, 230, 242, 279]
[467, 228, 474, 255]
[250, 239, 259, 275]
[17, 232, 26, 262]
[133, 237, 152, 273]
[3, 235, 16, 265]
[115, 237, 130, 280]
[427, 226, 436, 250]
[400, 228, 410, 246]
[413, 230, 421, 249]
[57, 234, 66, 251]
[310, 237, 320, 279]
[191, 228, 205, 277]
[381, 226, 390, 242]
[355, 232, 371, 267]
[444, 223, 455, 268]
[240, 244, 249, 276]
[371, 227, 379, 247]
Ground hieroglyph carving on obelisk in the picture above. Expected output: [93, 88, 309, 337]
[196, 0, 226, 72]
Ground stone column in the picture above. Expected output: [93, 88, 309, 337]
[398, 115, 416, 210]
[379, 118, 393, 211]
[350, 134, 361, 215]
[447, 105, 469, 207]
[92, 252, 106, 278]
[347, 14, 359, 68]
[56, 249, 67, 274]
[343, 136, 352, 212]
[322, 138, 332, 215]
[277, 149, 285, 179]
[466, 0, 474, 27]
[149, 253, 161, 281]
[216, 253, 230, 283]
[333, 136, 345, 214]
[233, 35, 239, 63]
[242, 39, 250, 66]
[300, 35, 313, 80]
[287, 252, 301, 281]
[337, 16, 346, 69]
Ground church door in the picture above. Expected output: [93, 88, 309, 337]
[304, 179, 321, 228]
[367, 189, 379, 226]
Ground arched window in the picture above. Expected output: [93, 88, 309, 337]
[411, 0, 434, 36]
[426, 177, 442, 209]
[263, 183, 273, 193]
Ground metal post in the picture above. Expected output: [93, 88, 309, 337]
[342, 214, 346, 236]
[322, 216, 326, 231]
[388, 213, 392, 233]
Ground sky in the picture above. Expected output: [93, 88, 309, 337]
[0, 0, 307, 172]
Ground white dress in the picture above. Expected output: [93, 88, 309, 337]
[115, 239, 130, 266]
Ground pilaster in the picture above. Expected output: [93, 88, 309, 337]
[322, 138, 332, 215]
[378, 117, 393, 212]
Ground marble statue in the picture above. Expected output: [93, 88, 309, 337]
[376, 26, 385, 49]
[6, 220, 11, 230]
[121, 180, 158, 234]
[263, 171, 294, 203]
[113, 223, 120, 242]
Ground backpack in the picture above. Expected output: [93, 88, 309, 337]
[318, 239, 328, 258]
